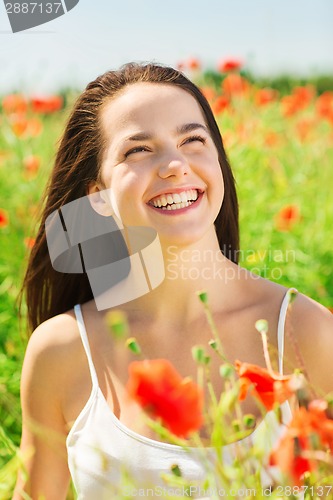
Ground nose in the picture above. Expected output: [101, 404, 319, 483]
[157, 151, 190, 179]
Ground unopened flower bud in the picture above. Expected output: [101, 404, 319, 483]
[197, 290, 208, 304]
[219, 363, 234, 379]
[170, 464, 182, 477]
[208, 339, 218, 351]
[255, 319, 268, 335]
[192, 345, 206, 364]
[243, 414, 256, 429]
[232, 419, 241, 432]
[126, 337, 141, 355]
[105, 310, 128, 339]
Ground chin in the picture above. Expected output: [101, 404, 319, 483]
[158, 227, 212, 249]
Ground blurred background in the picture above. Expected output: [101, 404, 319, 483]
[1, 0, 333, 92]
[0, 1, 333, 497]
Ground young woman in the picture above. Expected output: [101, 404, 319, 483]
[14, 63, 333, 499]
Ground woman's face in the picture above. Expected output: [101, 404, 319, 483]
[96, 82, 224, 246]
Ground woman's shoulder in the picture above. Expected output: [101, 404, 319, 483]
[22, 309, 84, 393]
[27, 309, 80, 356]
[264, 285, 333, 393]
[284, 291, 333, 384]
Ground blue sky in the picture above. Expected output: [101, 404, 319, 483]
[1, 0, 333, 93]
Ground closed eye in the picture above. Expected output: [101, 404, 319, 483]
[124, 145, 150, 157]
[182, 135, 207, 146]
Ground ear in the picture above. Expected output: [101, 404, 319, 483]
[87, 182, 114, 217]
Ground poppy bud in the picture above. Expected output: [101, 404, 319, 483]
[243, 414, 256, 429]
[232, 419, 241, 432]
[192, 345, 210, 365]
[105, 310, 128, 339]
[208, 339, 218, 351]
[255, 319, 268, 334]
[170, 464, 182, 477]
[219, 363, 234, 379]
[197, 290, 208, 304]
[126, 337, 141, 355]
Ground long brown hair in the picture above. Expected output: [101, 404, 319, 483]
[20, 62, 239, 333]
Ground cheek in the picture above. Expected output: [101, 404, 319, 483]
[215, 173, 224, 216]
[110, 170, 145, 222]
[208, 159, 224, 215]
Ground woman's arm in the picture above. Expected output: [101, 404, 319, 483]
[13, 321, 72, 500]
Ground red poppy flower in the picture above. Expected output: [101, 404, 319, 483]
[30, 95, 63, 114]
[23, 155, 40, 175]
[275, 204, 300, 232]
[2, 94, 28, 115]
[218, 59, 242, 73]
[307, 400, 333, 452]
[281, 86, 315, 117]
[26, 117, 43, 137]
[24, 237, 36, 249]
[126, 359, 203, 437]
[270, 408, 314, 484]
[187, 58, 201, 71]
[200, 86, 216, 102]
[176, 61, 186, 71]
[270, 401, 333, 485]
[295, 118, 315, 142]
[0, 209, 9, 228]
[9, 115, 43, 138]
[235, 360, 294, 411]
[222, 74, 249, 97]
[316, 91, 333, 124]
[212, 95, 230, 115]
[255, 88, 279, 106]
[10, 115, 29, 137]
[264, 131, 280, 148]
[293, 86, 315, 108]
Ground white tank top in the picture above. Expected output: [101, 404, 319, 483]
[66, 288, 297, 499]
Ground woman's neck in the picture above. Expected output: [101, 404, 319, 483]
[121, 227, 240, 327]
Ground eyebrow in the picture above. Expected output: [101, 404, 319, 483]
[121, 122, 210, 143]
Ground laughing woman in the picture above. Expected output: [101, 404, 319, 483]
[13, 63, 333, 499]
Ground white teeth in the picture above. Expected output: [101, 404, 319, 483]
[180, 192, 188, 203]
[150, 189, 201, 210]
[158, 200, 192, 211]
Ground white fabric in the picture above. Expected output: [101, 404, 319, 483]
[66, 288, 297, 499]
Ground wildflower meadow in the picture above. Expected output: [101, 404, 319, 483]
[0, 60, 333, 498]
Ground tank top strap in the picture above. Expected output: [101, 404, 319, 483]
[277, 287, 298, 374]
[74, 304, 99, 389]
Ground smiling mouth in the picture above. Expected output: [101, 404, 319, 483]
[148, 189, 202, 211]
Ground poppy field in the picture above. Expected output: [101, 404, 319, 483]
[0, 61, 333, 497]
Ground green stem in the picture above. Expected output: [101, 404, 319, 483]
[202, 302, 228, 362]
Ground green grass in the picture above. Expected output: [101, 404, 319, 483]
[0, 74, 332, 498]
